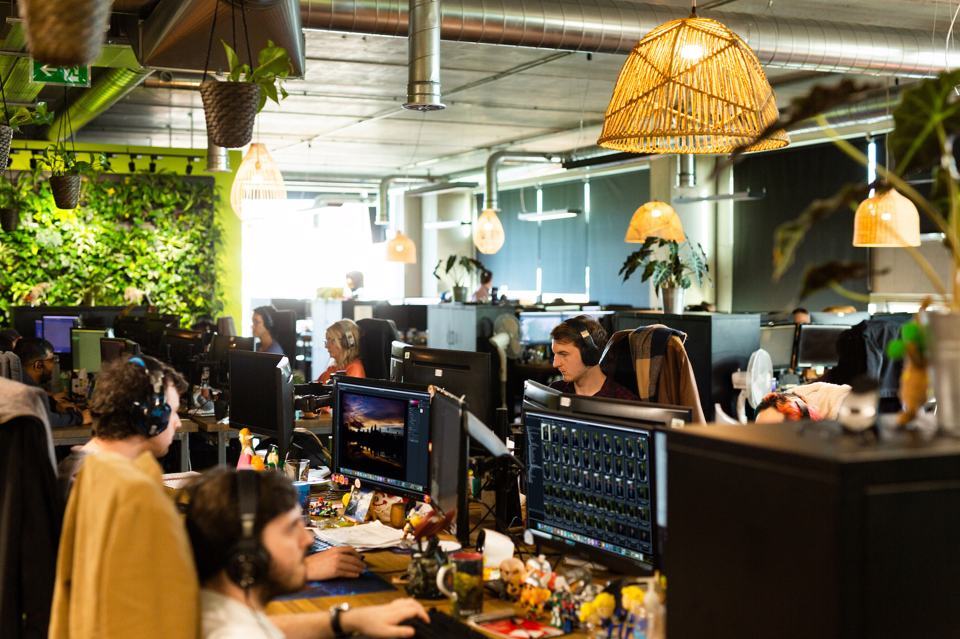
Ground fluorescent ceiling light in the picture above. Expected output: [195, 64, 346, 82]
[406, 181, 479, 196]
[673, 188, 766, 204]
[518, 209, 581, 222]
[423, 219, 471, 230]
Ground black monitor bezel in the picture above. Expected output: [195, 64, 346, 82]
[400, 346, 492, 423]
[759, 323, 799, 370]
[228, 350, 294, 457]
[523, 379, 562, 411]
[523, 406, 659, 573]
[557, 393, 692, 427]
[331, 376, 433, 501]
[795, 323, 848, 368]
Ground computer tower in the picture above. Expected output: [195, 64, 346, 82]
[665, 423, 960, 639]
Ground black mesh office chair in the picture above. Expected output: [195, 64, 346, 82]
[357, 318, 400, 380]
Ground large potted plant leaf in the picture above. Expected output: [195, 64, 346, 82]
[201, 40, 292, 149]
[619, 237, 710, 314]
[433, 255, 488, 302]
[20, 0, 111, 66]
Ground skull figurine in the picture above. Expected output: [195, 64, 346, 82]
[499, 557, 527, 600]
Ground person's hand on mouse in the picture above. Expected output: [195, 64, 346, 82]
[339, 599, 430, 638]
[305, 546, 365, 581]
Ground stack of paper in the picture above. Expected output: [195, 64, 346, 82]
[313, 520, 405, 552]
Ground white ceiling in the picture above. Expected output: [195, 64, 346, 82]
[77, 0, 949, 181]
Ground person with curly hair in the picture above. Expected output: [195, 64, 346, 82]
[755, 391, 821, 423]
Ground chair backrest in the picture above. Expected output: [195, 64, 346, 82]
[271, 309, 298, 361]
[0, 351, 23, 383]
[599, 330, 639, 396]
[357, 318, 400, 380]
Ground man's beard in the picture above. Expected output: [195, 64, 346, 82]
[259, 557, 307, 602]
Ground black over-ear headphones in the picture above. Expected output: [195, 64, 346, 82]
[337, 320, 357, 349]
[226, 471, 270, 590]
[257, 307, 276, 332]
[127, 356, 172, 437]
[563, 317, 601, 367]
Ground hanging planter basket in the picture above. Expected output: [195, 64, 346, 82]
[0, 208, 18, 232]
[0, 125, 12, 170]
[21, 0, 112, 66]
[200, 80, 261, 149]
[50, 174, 81, 210]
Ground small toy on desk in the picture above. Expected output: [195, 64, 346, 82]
[237, 428, 255, 469]
[519, 585, 552, 619]
[578, 592, 616, 638]
[266, 444, 281, 470]
[398, 503, 456, 599]
[498, 557, 527, 601]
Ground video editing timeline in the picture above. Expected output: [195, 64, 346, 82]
[525, 409, 655, 568]
[334, 381, 431, 498]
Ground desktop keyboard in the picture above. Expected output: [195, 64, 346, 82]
[402, 609, 488, 639]
[309, 536, 334, 554]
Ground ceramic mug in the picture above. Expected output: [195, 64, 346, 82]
[436, 551, 484, 617]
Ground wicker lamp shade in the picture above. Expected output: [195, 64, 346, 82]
[230, 143, 286, 217]
[853, 188, 921, 247]
[474, 208, 506, 254]
[599, 13, 788, 154]
[386, 230, 417, 264]
[626, 201, 686, 242]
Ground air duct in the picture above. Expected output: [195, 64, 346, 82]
[403, 0, 444, 111]
[300, 0, 958, 77]
[377, 175, 437, 225]
[484, 151, 560, 212]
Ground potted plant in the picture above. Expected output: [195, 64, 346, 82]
[20, 0, 111, 66]
[201, 40, 292, 149]
[433, 255, 487, 302]
[619, 237, 709, 314]
[36, 143, 106, 210]
[0, 176, 18, 232]
[0, 103, 53, 170]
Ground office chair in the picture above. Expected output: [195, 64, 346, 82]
[0, 351, 23, 383]
[357, 318, 400, 380]
[271, 309, 298, 363]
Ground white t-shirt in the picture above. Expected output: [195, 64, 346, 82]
[201, 589, 286, 639]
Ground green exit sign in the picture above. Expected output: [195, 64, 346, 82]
[30, 60, 90, 87]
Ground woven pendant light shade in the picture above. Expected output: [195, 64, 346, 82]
[626, 201, 686, 242]
[599, 13, 788, 154]
[230, 143, 286, 217]
[474, 208, 505, 254]
[853, 188, 921, 247]
[386, 230, 417, 264]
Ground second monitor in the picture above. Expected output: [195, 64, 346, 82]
[394, 345, 492, 426]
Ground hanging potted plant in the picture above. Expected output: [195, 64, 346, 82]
[434, 255, 488, 303]
[20, 0, 112, 66]
[0, 176, 18, 232]
[619, 237, 710, 314]
[0, 99, 53, 170]
[200, 39, 292, 149]
[37, 143, 105, 210]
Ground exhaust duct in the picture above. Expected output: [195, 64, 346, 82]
[484, 151, 561, 212]
[403, 0, 444, 111]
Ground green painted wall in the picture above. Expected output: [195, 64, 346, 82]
[8, 140, 243, 323]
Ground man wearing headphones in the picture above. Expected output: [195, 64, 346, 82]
[186, 467, 429, 638]
[549, 315, 638, 400]
[253, 305, 285, 356]
[49, 355, 198, 639]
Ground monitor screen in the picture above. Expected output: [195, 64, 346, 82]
[229, 351, 295, 457]
[400, 347, 491, 425]
[795, 324, 848, 368]
[429, 390, 465, 514]
[519, 312, 563, 345]
[332, 378, 432, 500]
[71, 328, 106, 373]
[209, 334, 255, 387]
[100, 338, 140, 364]
[43, 316, 80, 353]
[759, 325, 797, 370]
[523, 379, 562, 411]
[524, 408, 657, 571]
[809, 311, 870, 326]
[159, 328, 205, 381]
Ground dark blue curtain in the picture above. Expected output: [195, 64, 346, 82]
[540, 182, 587, 296]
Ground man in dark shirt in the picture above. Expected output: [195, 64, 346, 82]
[548, 316, 637, 400]
[14, 338, 87, 428]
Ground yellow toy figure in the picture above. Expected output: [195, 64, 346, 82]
[519, 585, 551, 619]
[578, 592, 615, 638]
[237, 428, 255, 469]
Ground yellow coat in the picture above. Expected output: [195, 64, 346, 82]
[49, 451, 199, 639]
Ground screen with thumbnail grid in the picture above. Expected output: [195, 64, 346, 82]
[524, 409, 656, 570]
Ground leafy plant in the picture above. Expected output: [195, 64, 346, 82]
[5, 102, 53, 132]
[222, 39, 292, 112]
[36, 143, 109, 176]
[619, 237, 709, 290]
[433, 255, 488, 288]
[0, 176, 17, 209]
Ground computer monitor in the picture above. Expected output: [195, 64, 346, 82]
[229, 350, 295, 458]
[389, 340, 410, 382]
[430, 389, 468, 542]
[42, 316, 80, 354]
[71, 328, 107, 373]
[332, 377, 432, 500]
[159, 328, 205, 383]
[809, 311, 870, 326]
[524, 407, 658, 571]
[208, 334, 255, 387]
[113, 316, 148, 350]
[559, 394, 692, 427]
[759, 324, 798, 370]
[217, 317, 237, 337]
[399, 346, 492, 425]
[100, 337, 140, 365]
[519, 312, 563, 345]
[795, 323, 848, 368]
[523, 379, 562, 411]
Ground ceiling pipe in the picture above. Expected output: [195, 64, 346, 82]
[403, 0, 444, 111]
[46, 67, 154, 141]
[484, 151, 562, 211]
[378, 175, 438, 225]
[299, 0, 957, 77]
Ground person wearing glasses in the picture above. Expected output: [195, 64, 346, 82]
[14, 338, 89, 427]
[316, 319, 365, 383]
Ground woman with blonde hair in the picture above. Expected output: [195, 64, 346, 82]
[316, 319, 365, 382]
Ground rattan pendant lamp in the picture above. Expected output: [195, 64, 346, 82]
[598, 1, 788, 154]
[625, 201, 686, 242]
[852, 188, 921, 247]
[386, 230, 418, 263]
[230, 143, 286, 218]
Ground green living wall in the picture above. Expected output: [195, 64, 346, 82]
[0, 141, 242, 327]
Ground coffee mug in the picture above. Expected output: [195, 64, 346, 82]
[436, 552, 484, 617]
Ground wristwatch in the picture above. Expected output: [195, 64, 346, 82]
[329, 602, 351, 638]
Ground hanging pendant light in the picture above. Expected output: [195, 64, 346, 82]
[598, 4, 788, 155]
[625, 201, 686, 242]
[230, 143, 286, 217]
[853, 188, 921, 247]
[386, 230, 417, 264]
[474, 208, 505, 254]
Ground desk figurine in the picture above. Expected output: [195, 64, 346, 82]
[498, 558, 527, 601]
[237, 428, 255, 469]
[399, 503, 456, 599]
[578, 591, 616, 638]
[519, 584, 551, 619]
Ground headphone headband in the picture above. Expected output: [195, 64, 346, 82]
[127, 355, 172, 437]
[563, 316, 602, 367]
[227, 471, 269, 590]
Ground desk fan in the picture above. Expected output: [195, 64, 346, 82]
[731, 348, 774, 423]
[490, 314, 521, 408]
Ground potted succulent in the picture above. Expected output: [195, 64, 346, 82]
[0, 103, 53, 170]
[619, 237, 709, 314]
[433, 255, 488, 302]
[0, 176, 18, 232]
[20, 0, 111, 66]
[201, 40, 292, 149]
[37, 143, 107, 210]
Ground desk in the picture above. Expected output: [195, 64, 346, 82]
[50, 421, 198, 471]
[186, 414, 333, 465]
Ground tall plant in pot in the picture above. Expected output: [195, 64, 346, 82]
[434, 255, 487, 302]
[619, 238, 709, 313]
